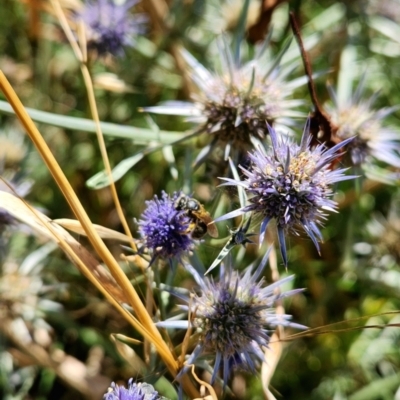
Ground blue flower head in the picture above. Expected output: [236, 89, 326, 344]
[80, 0, 146, 56]
[160, 248, 305, 384]
[215, 120, 357, 265]
[137, 191, 195, 265]
[104, 379, 165, 400]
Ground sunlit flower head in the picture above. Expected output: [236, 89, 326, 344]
[144, 36, 305, 166]
[80, 0, 146, 56]
[160, 249, 304, 384]
[137, 191, 195, 265]
[215, 121, 356, 265]
[104, 379, 166, 400]
[325, 79, 400, 179]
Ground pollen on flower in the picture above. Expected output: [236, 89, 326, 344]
[215, 121, 356, 265]
[264, 164, 274, 176]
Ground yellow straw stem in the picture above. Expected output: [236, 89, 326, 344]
[80, 64, 137, 251]
[0, 71, 198, 398]
[51, 0, 139, 255]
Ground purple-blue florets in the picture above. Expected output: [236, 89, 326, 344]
[104, 379, 162, 400]
[0, 177, 32, 232]
[216, 121, 356, 265]
[80, 0, 146, 56]
[138, 191, 194, 263]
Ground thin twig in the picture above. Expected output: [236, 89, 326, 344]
[50, 0, 83, 62]
[247, 0, 286, 44]
[289, 11, 337, 146]
[80, 64, 138, 250]
[51, 0, 141, 260]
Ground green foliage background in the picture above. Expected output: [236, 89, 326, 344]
[1, 0, 400, 399]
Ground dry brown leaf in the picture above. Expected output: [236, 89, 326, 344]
[53, 218, 133, 243]
[0, 191, 128, 304]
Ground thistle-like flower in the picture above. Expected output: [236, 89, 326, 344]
[79, 0, 146, 56]
[144, 36, 305, 166]
[104, 379, 167, 400]
[325, 79, 400, 179]
[159, 248, 304, 384]
[137, 191, 195, 265]
[215, 121, 356, 266]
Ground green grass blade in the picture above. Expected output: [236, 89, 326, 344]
[0, 100, 185, 144]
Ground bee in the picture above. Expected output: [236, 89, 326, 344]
[174, 194, 218, 239]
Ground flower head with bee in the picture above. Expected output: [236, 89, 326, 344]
[214, 120, 356, 266]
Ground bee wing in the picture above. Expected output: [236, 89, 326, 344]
[207, 222, 219, 238]
[193, 209, 219, 238]
[207, 220, 219, 238]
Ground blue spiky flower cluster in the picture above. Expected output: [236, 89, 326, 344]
[159, 249, 305, 383]
[215, 121, 356, 265]
[144, 38, 305, 166]
[104, 379, 165, 400]
[137, 191, 195, 264]
[80, 0, 146, 56]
